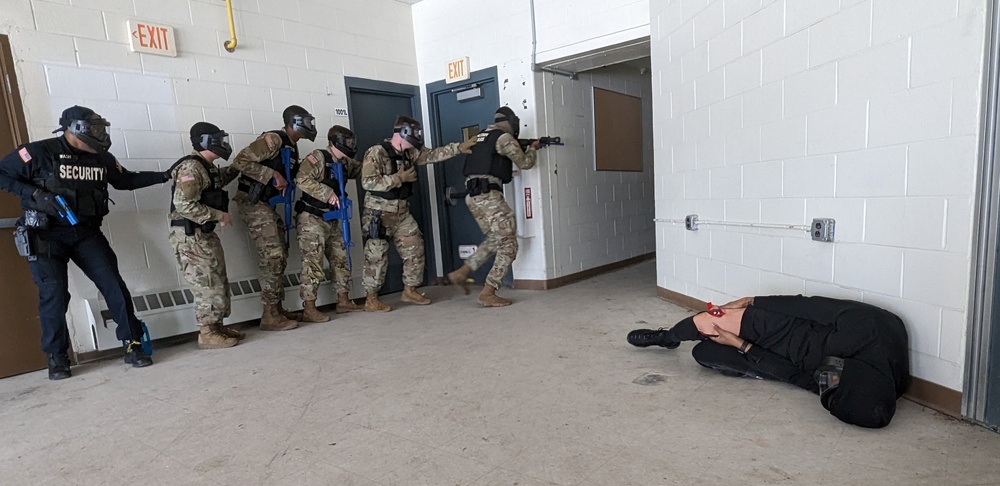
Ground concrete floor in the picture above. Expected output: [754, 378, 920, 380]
[1, 261, 999, 485]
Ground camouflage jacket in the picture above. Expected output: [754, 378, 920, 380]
[232, 131, 297, 186]
[466, 124, 537, 186]
[360, 139, 462, 213]
[169, 151, 239, 224]
[296, 148, 362, 205]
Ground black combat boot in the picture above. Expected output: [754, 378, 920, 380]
[627, 329, 681, 349]
[47, 353, 72, 380]
[123, 341, 153, 368]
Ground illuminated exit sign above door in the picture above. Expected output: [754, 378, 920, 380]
[446, 57, 470, 84]
[127, 20, 177, 57]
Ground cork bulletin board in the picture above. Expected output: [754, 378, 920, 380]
[593, 87, 643, 172]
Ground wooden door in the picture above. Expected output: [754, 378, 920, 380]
[0, 34, 46, 378]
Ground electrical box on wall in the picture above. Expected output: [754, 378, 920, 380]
[811, 218, 835, 242]
[685, 214, 698, 231]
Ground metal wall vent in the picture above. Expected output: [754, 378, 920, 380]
[100, 271, 328, 320]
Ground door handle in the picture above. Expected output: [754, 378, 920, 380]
[443, 186, 467, 206]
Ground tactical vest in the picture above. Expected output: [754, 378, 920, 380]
[168, 155, 229, 229]
[29, 138, 110, 224]
[237, 130, 298, 203]
[296, 150, 345, 218]
[367, 142, 413, 201]
[463, 129, 513, 183]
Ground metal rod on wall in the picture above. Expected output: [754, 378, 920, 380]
[223, 0, 238, 52]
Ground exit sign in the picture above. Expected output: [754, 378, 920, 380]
[446, 57, 470, 84]
[127, 20, 177, 57]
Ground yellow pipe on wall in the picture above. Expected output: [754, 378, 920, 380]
[223, 0, 237, 52]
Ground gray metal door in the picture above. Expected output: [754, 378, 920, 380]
[426, 67, 511, 287]
[346, 79, 433, 294]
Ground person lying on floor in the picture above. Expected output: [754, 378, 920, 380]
[627, 295, 909, 428]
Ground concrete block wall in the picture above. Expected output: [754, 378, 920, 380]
[542, 65, 656, 276]
[413, 0, 652, 282]
[651, 0, 987, 390]
[1, 0, 419, 353]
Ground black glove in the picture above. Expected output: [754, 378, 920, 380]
[31, 190, 62, 215]
[162, 170, 172, 182]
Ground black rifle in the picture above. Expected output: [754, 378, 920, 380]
[518, 136, 563, 150]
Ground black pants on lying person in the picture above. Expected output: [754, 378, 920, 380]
[627, 295, 909, 428]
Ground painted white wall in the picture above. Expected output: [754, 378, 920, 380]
[0, 0, 419, 353]
[651, 0, 987, 391]
[412, 0, 654, 281]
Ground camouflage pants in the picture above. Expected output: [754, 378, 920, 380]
[235, 196, 287, 305]
[361, 207, 424, 292]
[465, 190, 517, 289]
[169, 226, 230, 325]
[297, 211, 351, 300]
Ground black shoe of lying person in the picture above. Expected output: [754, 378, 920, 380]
[627, 329, 680, 349]
[123, 341, 153, 368]
[48, 353, 72, 380]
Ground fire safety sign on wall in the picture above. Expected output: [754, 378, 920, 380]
[127, 20, 177, 57]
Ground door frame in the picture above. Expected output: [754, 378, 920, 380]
[425, 66, 499, 276]
[343, 77, 441, 283]
[966, 0, 1000, 429]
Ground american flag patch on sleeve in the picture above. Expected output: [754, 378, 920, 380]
[180, 175, 195, 182]
[18, 147, 31, 163]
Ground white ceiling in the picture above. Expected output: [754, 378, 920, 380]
[394, 0, 423, 4]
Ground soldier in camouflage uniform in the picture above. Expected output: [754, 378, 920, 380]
[447, 107, 540, 307]
[232, 105, 317, 331]
[361, 115, 475, 311]
[169, 122, 243, 348]
[295, 126, 364, 322]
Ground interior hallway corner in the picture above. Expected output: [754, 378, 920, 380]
[1, 261, 998, 485]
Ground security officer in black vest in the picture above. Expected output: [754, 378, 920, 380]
[447, 106, 539, 307]
[0, 106, 171, 380]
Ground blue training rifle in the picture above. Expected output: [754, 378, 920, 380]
[322, 160, 354, 271]
[267, 147, 296, 249]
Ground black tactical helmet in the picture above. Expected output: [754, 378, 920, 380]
[54, 105, 112, 152]
[393, 115, 423, 149]
[283, 105, 317, 142]
[327, 125, 357, 158]
[495, 106, 520, 138]
[190, 122, 233, 160]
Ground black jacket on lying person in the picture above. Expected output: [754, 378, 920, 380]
[729, 296, 909, 428]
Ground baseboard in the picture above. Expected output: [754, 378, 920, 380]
[904, 376, 963, 418]
[514, 253, 655, 290]
[655, 286, 704, 311]
[655, 286, 965, 418]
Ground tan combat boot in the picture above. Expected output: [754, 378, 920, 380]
[447, 264, 472, 295]
[277, 300, 303, 321]
[365, 292, 392, 312]
[260, 303, 299, 331]
[478, 285, 512, 307]
[401, 285, 431, 305]
[198, 324, 238, 349]
[301, 300, 331, 323]
[335, 292, 364, 314]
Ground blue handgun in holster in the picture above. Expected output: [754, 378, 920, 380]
[54, 195, 78, 225]
[267, 147, 296, 249]
[322, 161, 354, 271]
